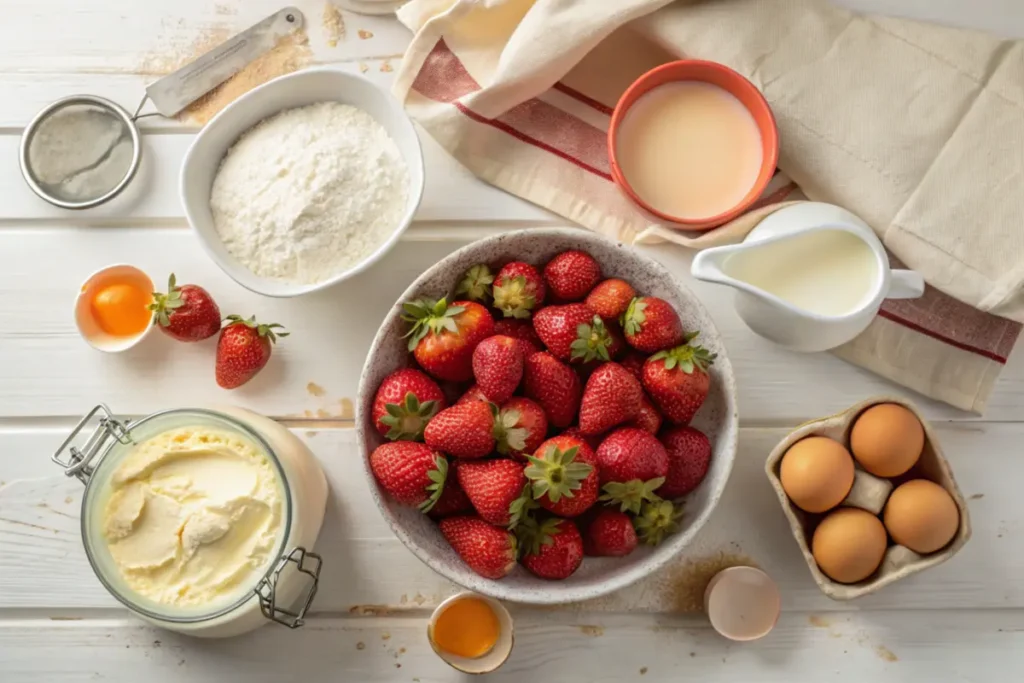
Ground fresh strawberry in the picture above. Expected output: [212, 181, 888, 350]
[369, 442, 447, 511]
[149, 273, 221, 342]
[585, 279, 636, 320]
[371, 368, 447, 441]
[457, 459, 526, 526]
[439, 516, 518, 579]
[518, 517, 584, 580]
[596, 427, 669, 483]
[621, 296, 684, 353]
[584, 509, 638, 557]
[596, 427, 669, 513]
[454, 264, 495, 305]
[493, 319, 544, 356]
[403, 298, 495, 382]
[522, 352, 581, 428]
[543, 250, 601, 302]
[642, 333, 716, 424]
[629, 394, 663, 435]
[658, 425, 712, 498]
[214, 315, 287, 389]
[472, 335, 524, 403]
[424, 401, 496, 458]
[492, 262, 546, 319]
[634, 499, 684, 546]
[620, 350, 648, 383]
[525, 435, 599, 518]
[494, 397, 548, 459]
[532, 304, 595, 361]
[578, 362, 643, 435]
[428, 459, 474, 518]
[456, 384, 490, 404]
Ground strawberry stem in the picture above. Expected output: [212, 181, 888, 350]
[400, 297, 466, 352]
[419, 455, 448, 513]
[633, 498, 684, 546]
[515, 516, 563, 557]
[148, 273, 185, 328]
[493, 275, 536, 319]
[599, 477, 665, 515]
[380, 391, 440, 441]
[649, 333, 716, 373]
[493, 407, 528, 454]
[621, 298, 647, 336]
[524, 444, 593, 503]
[455, 264, 494, 304]
[569, 315, 615, 362]
[223, 314, 289, 343]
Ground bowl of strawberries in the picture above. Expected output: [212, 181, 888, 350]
[357, 228, 738, 604]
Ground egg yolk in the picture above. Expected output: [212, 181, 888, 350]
[432, 597, 500, 659]
[90, 282, 151, 336]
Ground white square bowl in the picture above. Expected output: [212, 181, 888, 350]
[180, 68, 425, 298]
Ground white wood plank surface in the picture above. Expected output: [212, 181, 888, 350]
[0, 0, 411, 73]
[0, 1, 1020, 680]
[4, 610, 1022, 682]
[0, 424, 1017, 613]
[0, 225, 1021, 422]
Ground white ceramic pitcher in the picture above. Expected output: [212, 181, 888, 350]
[691, 202, 925, 352]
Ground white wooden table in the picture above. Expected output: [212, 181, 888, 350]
[1, 2, 1022, 681]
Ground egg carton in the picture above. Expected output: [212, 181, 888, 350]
[764, 396, 972, 600]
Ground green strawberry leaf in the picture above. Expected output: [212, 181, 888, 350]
[493, 275, 537, 319]
[622, 298, 647, 336]
[570, 315, 616, 363]
[515, 516, 563, 556]
[524, 444, 591, 503]
[599, 477, 666, 515]
[633, 498, 684, 546]
[649, 333, 717, 374]
[379, 392, 439, 441]
[418, 455, 448, 513]
[508, 483, 539, 530]
[455, 264, 495, 304]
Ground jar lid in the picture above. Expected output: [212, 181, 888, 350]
[51, 405, 319, 628]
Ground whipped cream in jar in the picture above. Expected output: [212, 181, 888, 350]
[51, 405, 328, 637]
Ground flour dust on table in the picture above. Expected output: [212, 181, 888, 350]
[211, 101, 410, 285]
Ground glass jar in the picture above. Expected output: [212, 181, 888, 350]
[51, 404, 328, 638]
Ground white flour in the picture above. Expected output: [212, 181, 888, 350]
[210, 102, 409, 285]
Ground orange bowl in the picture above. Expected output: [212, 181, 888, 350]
[608, 60, 779, 231]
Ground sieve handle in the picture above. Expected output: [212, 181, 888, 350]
[144, 8, 305, 118]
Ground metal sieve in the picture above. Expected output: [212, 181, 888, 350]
[19, 7, 305, 210]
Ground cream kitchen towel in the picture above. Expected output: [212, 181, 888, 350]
[393, 0, 1022, 412]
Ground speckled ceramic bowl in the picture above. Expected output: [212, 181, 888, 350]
[356, 228, 739, 604]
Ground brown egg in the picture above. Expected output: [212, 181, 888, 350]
[812, 508, 887, 583]
[849, 403, 924, 477]
[780, 436, 855, 513]
[884, 479, 959, 553]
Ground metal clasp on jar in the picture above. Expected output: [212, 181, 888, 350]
[255, 547, 323, 629]
[51, 404, 133, 484]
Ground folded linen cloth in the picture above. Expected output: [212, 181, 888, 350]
[392, 0, 1022, 413]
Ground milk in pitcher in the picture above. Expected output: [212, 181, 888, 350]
[722, 229, 878, 317]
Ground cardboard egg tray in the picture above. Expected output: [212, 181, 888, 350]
[765, 396, 972, 600]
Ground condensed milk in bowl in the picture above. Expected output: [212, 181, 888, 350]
[608, 60, 778, 230]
